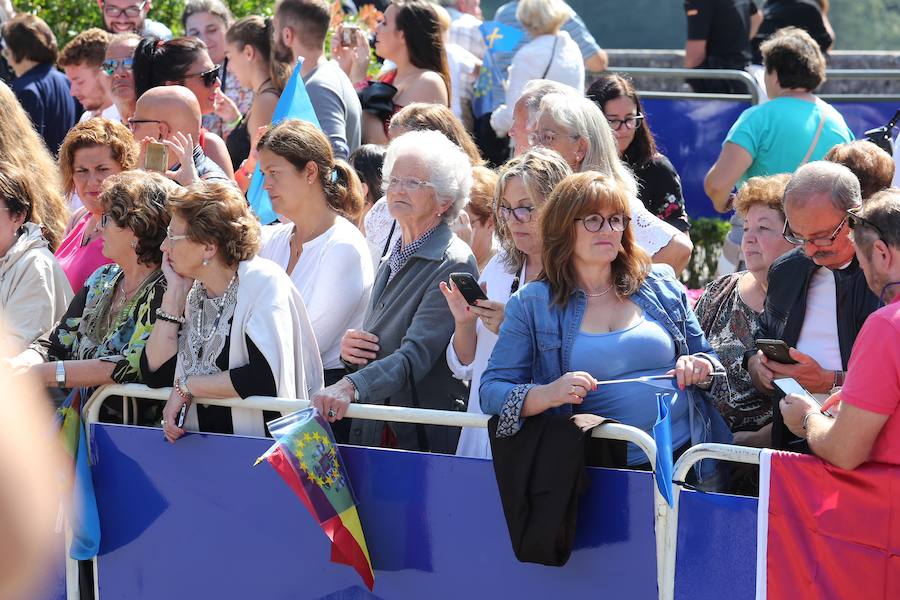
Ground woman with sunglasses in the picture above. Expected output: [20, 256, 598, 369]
[588, 74, 690, 232]
[10, 171, 175, 402]
[440, 148, 570, 458]
[132, 36, 235, 180]
[480, 172, 731, 481]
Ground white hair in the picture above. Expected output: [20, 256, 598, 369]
[382, 129, 473, 223]
[519, 79, 580, 128]
[537, 92, 638, 197]
[516, 0, 573, 36]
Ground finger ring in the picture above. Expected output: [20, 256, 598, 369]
[327, 409, 336, 418]
[160, 419, 166, 426]
[569, 385, 576, 395]
[693, 367, 701, 375]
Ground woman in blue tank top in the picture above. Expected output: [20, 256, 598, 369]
[480, 171, 732, 472]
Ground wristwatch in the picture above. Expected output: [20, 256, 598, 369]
[56, 360, 67, 388]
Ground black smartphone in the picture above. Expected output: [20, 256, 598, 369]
[450, 272, 488, 305]
[757, 339, 798, 364]
[176, 403, 187, 428]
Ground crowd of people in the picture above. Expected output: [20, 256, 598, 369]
[0, 0, 898, 496]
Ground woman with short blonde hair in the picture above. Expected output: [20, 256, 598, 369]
[490, 0, 584, 138]
[144, 182, 323, 442]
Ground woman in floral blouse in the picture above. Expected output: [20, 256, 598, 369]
[693, 174, 794, 446]
[13, 171, 177, 395]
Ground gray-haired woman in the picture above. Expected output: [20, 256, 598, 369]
[311, 129, 478, 453]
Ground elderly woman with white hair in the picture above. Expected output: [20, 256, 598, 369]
[311, 130, 478, 453]
[530, 92, 695, 272]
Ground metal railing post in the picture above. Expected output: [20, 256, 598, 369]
[659, 443, 762, 600]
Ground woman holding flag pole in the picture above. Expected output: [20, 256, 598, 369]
[480, 171, 731, 483]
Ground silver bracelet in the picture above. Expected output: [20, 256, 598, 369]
[155, 308, 185, 324]
[801, 411, 818, 435]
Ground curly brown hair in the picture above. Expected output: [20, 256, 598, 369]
[167, 183, 260, 266]
[58, 118, 139, 197]
[58, 28, 110, 68]
[99, 171, 178, 267]
[0, 82, 67, 250]
[733, 174, 790, 221]
[540, 171, 650, 306]
[824, 140, 895, 200]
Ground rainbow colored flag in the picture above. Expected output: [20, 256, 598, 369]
[56, 387, 101, 559]
[256, 409, 374, 590]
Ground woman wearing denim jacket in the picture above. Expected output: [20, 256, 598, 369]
[480, 172, 732, 478]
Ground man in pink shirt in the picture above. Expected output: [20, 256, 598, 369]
[782, 189, 900, 468]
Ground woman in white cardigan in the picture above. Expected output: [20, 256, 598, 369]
[490, 0, 585, 138]
[0, 169, 72, 351]
[440, 148, 571, 458]
[256, 119, 374, 392]
[143, 183, 323, 441]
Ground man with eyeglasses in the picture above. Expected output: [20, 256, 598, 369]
[58, 28, 119, 123]
[779, 190, 900, 468]
[98, 0, 172, 40]
[101, 33, 140, 124]
[746, 161, 880, 450]
[130, 86, 232, 187]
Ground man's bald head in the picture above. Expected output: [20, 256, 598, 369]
[133, 85, 202, 141]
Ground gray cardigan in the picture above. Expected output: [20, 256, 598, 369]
[345, 222, 478, 452]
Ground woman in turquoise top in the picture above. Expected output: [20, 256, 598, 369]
[704, 27, 853, 213]
[480, 172, 732, 479]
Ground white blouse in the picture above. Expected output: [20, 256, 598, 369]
[490, 31, 586, 137]
[447, 251, 522, 459]
[260, 217, 374, 370]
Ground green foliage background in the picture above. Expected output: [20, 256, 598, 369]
[15, 0, 274, 47]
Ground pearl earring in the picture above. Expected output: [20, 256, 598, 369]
[202, 257, 210, 266]
[130, 240, 137, 249]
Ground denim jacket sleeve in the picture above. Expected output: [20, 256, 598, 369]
[479, 291, 538, 436]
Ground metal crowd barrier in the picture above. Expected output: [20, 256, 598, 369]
[607, 66, 763, 105]
[659, 443, 762, 600]
[80, 384, 669, 599]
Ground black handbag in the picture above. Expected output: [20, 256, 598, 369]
[358, 80, 398, 122]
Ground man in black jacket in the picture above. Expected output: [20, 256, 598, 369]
[746, 161, 881, 449]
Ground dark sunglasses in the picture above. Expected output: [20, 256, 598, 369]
[847, 208, 885, 239]
[184, 65, 220, 88]
[101, 57, 134, 76]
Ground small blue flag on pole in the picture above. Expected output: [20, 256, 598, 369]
[472, 21, 524, 119]
[247, 58, 321, 224]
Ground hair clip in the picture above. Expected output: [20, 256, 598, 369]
[330, 169, 338, 183]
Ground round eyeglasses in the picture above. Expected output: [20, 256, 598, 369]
[575, 214, 630, 233]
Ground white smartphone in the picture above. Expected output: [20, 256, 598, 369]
[773, 377, 827, 413]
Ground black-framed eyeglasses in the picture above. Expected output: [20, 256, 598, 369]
[126, 118, 162, 131]
[606, 115, 644, 131]
[847, 208, 885, 239]
[103, 1, 148, 18]
[184, 65, 220, 88]
[575, 214, 630, 233]
[497, 205, 536, 224]
[101, 57, 134, 76]
[783, 217, 847, 247]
